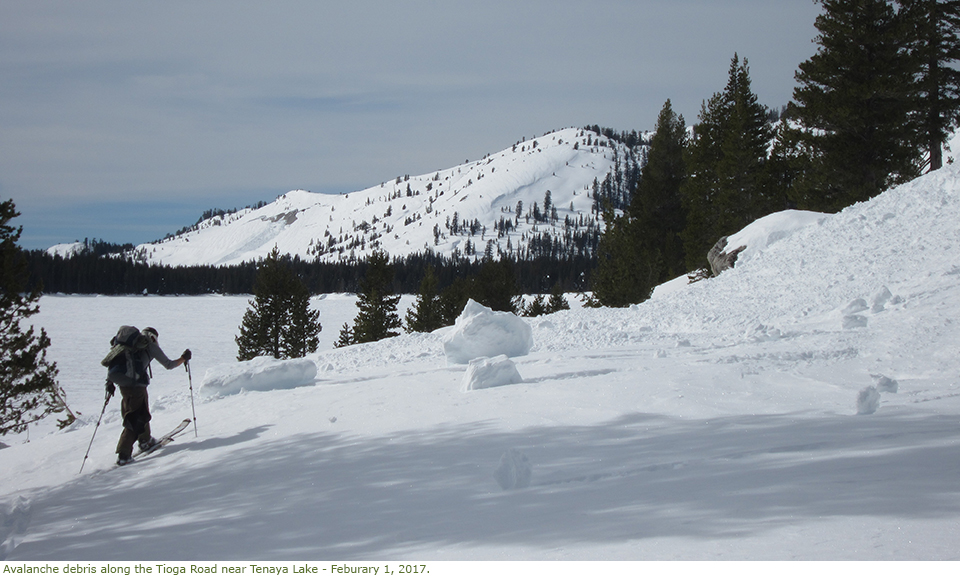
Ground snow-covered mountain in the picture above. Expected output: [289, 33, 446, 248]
[124, 128, 643, 267]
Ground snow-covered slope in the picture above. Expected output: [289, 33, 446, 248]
[6, 146, 960, 561]
[129, 128, 639, 267]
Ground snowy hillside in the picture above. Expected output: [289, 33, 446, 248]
[122, 128, 641, 267]
[5, 146, 960, 562]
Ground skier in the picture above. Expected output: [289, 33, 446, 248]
[104, 326, 191, 465]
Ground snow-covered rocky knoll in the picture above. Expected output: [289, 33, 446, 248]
[4, 145, 960, 561]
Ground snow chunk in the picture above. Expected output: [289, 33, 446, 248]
[871, 286, 893, 313]
[443, 300, 533, 365]
[857, 386, 881, 415]
[461, 355, 523, 392]
[494, 449, 532, 490]
[842, 298, 869, 315]
[200, 356, 317, 396]
[872, 374, 899, 394]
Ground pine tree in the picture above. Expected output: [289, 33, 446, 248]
[470, 258, 520, 313]
[681, 55, 774, 271]
[899, 0, 960, 171]
[436, 276, 471, 327]
[630, 99, 688, 283]
[547, 283, 570, 313]
[791, 0, 921, 211]
[1, 200, 72, 436]
[404, 265, 443, 332]
[588, 205, 651, 307]
[285, 279, 322, 358]
[340, 250, 401, 345]
[523, 294, 548, 317]
[333, 323, 354, 348]
[236, 247, 321, 361]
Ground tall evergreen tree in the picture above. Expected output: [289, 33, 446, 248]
[588, 205, 651, 307]
[899, 0, 960, 171]
[236, 247, 321, 360]
[285, 278, 322, 358]
[404, 265, 443, 332]
[630, 99, 688, 283]
[339, 250, 401, 346]
[470, 258, 520, 313]
[1, 200, 72, 436]
[681, 54, 774, 271]
[791, 0, 921, 211]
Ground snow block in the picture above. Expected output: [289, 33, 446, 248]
[494, 448, 532, 490]
[871, 286, 893, 313]
[842, 298, 869, 315]
[857, 386, 881, 415]
[443, 300, 533, 365]
[872, 373, 899, 394]
[200, 356, 317, 396]
[461, 355, 523, 392]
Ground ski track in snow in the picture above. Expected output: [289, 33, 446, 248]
[5, 139, 960, 560]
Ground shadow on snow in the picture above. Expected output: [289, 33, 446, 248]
[8, 410, 960, 560]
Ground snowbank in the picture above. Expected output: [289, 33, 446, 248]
[199, 356, 317, 396]
[443, 300, 533, 365]
[461, 355, 524, 391]
[651, 210, 826, 298]
[723, 209, 826, 268]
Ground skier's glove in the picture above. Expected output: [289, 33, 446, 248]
[105, 380, 116, 398]
[181, 349, 192, 362]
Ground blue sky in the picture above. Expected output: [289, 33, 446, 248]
[1, 1, 821, 249]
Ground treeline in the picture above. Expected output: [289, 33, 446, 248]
[592, 0, 960, 307]
[24, 249, 596, 297]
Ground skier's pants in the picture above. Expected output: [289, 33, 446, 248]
[116, 385, 152, 459]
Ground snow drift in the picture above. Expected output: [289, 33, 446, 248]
[721, 209, 826, 268]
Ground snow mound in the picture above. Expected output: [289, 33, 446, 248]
[723, 209, 826, 268]
[493, 449, 532, 490]
[199, 356, 317, 396]
[443, 300, 533, 365]
[461, 355, 524, 392]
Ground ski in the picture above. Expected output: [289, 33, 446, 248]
[132, 419, 191, 459]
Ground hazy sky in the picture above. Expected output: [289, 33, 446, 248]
[1, 1, 821, 249]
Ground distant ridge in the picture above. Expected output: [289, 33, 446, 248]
[103, 128, 645, 267]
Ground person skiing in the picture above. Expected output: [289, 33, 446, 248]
[104, 326, 191, 466]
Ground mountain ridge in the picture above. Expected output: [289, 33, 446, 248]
[50, 127, 645, 267]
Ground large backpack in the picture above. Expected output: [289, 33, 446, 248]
[101, 326, 152, 387]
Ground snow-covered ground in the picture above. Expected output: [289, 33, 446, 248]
[4, 152, 960, 564]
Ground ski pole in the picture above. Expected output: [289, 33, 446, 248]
[79, 388, 112, 475]
[185, 361, 198, 437]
